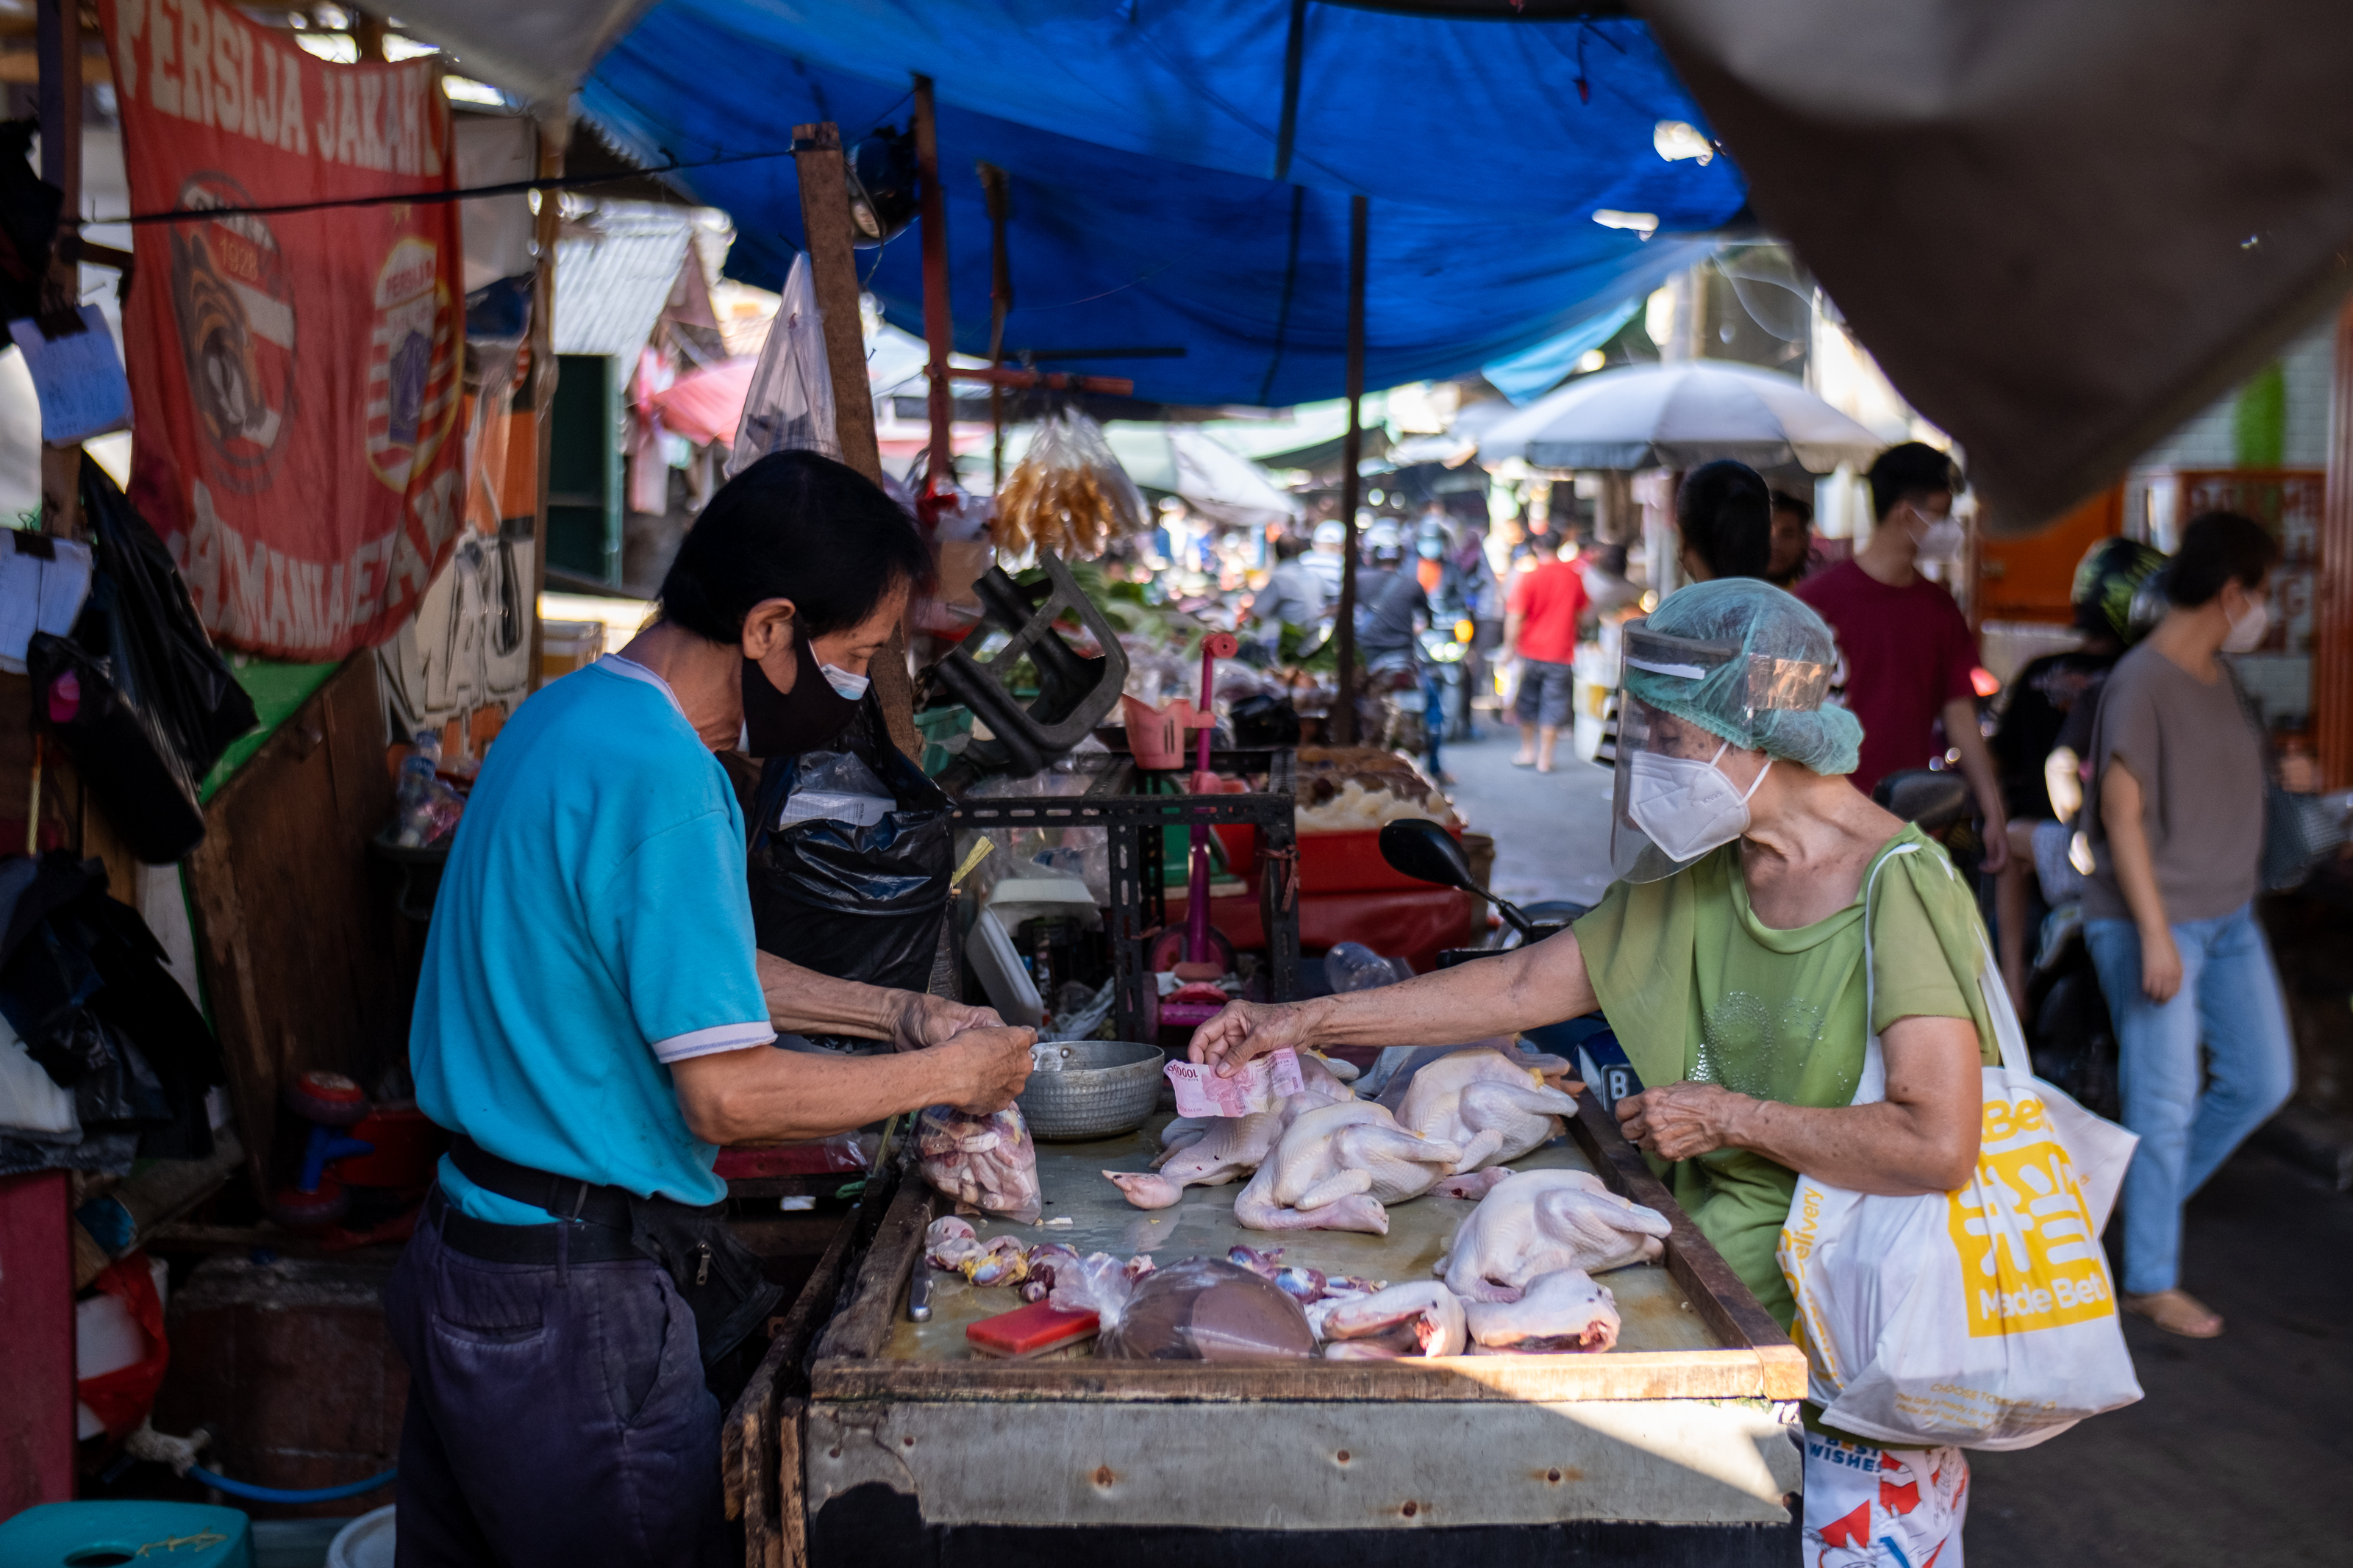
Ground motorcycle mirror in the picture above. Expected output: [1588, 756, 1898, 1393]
[1377, 819, 1535, 936]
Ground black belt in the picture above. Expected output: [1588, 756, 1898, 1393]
[427, 1186, 643, 1266]
[436, 1134, 781, 1368]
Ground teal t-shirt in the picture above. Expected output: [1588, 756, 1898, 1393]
[413, 658, 774, 1225]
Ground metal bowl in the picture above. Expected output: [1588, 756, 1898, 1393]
[1017, 1039, 1164, 1141]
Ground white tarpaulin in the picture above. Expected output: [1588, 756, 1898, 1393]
[1639, 0, 2353, 530]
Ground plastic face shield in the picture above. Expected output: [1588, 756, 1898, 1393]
[1609, 623, 1833, 882]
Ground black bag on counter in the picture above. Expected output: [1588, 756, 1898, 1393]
[747, 698, 952, 992]
[28, 458, 258, 864]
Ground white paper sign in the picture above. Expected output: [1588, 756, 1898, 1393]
[9, 306, 132, 445]
[0, 529, 93, 674]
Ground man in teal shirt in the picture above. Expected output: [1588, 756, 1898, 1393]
[389, 454, 1034, 1567]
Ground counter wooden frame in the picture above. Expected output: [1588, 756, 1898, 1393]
[807, 1090, 1805, 1404]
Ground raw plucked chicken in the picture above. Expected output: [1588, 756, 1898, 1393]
[1464, 1268, 1621, 1353]
[916, 1103, 1043, 1224]
[1104, 1110, 1282, 1209]
[1435, 1168, 1671, 1302]
[1234, 1102, 1462, 1234]
[1396, 1048, 1585, 1173]
[1308, 1281, 1468, 1358]
[1104, 1053, 1358, 1210]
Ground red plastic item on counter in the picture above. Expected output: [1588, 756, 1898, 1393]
[966, 1302, 1101, 1359]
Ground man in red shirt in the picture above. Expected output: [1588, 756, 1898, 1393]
[1504, 529, 1589, 772]
[1796, 443, 2010, 871]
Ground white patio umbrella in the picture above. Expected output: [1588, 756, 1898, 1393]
[1479, 361, 1885, 473]
[1101, 426, 1303, 531]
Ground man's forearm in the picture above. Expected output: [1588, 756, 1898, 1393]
[754, 951, 900, 1039]
[673, 1042, 971, 1145]
[1303, 931, 1596, 1050]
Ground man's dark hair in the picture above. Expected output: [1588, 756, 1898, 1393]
[1676, 460, 1772, 579]
[2165, 511, 2279, 607]
[1868, 442, 1963, 521]
[1524, 527, 1567, 557]
[658, 451, 935, 645]
[1274, 534, 1307, 562]
[1769, 489, 1815, 525]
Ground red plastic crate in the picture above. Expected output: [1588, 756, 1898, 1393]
[1297, 826, 1463, 894]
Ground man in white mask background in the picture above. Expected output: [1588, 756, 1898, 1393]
[1796, 443, 2010, 873]
[2080, 509, 2294, 1342]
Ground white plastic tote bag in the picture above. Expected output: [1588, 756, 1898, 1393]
[1776, 843, 2144, 1451]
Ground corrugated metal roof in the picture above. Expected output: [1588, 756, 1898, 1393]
[553, 215, 693, 358]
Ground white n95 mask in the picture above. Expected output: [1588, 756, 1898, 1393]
[1912, 509, 1966, 564]
[1626, 740, 1771, 864]
[2220, 597, 2270, 654]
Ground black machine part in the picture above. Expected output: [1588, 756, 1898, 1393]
[929, 550, 1130, 778]
[1377, 818, 1536, 937]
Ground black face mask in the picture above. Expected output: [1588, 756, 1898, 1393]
[739, 623, 863, 757]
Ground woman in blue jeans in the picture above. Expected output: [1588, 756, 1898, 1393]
[2082, 511, 2296, 1339]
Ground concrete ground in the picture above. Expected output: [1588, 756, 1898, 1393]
[1439, 723, 2353, 1564]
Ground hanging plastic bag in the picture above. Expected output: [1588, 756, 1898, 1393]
[29, 458, 258, 864]
[916, 1103, 1042, 1224]
[747, 701, 952, 992]
[725, 252, 838, 477]
[1776, 844, 2143, 1452]
[993, 407, 1146, 559]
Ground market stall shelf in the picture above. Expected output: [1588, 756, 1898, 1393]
[774, 1089, 1804, 1563]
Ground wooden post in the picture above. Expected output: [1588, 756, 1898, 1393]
[35, 0, 79, 541]
[1331, 195, 1368, 746]
[2317, 293, 2353, 789]
[795, 123, 922, 761]
[351, 9, 389, 62]
[912, 77, 954, 500]
[979, 162, 1013, 494]
[526, 113, 566, 690]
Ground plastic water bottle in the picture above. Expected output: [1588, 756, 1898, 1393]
[1323, 941, 1402, 994]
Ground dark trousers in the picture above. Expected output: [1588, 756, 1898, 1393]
[385, 1195, 733, 1567]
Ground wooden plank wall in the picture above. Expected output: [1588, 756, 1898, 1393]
[185, 656, 410, 1198]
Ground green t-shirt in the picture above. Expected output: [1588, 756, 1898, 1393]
[1571, 824, 1998, 1332]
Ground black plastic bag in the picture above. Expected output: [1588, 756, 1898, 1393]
[0, 853, 223, 1168]
[29, 459, 258, 864]
[78, 454, 257, 775]
[748, 699, 952, 992]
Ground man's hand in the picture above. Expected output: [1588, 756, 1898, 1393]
[1615, 1081, 1754, 1161]
[939, 1024, 1038, 1114]
[1188, 999, 1320, 1078]
[887, 992, 1004, 1052]
[2138, 926, 2183, 1004]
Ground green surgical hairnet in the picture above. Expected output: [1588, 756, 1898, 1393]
[1621, 578, 1863, 776]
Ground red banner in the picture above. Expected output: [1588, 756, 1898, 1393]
[100, 0, 467, 659]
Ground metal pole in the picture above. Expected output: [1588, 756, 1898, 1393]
[526, 114, 565, 689]
[913, 76, 954, 502]
[1331, 195, 1368, 746]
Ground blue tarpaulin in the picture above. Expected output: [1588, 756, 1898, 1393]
[580, 1, 1743, 407]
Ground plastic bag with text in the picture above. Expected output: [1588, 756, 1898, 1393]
[1776, 848, 2142, 1450]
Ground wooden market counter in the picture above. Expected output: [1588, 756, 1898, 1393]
[727, 1092, 1808, 1566]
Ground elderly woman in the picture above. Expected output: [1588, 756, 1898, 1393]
[1190, 580, 1998, 1566]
